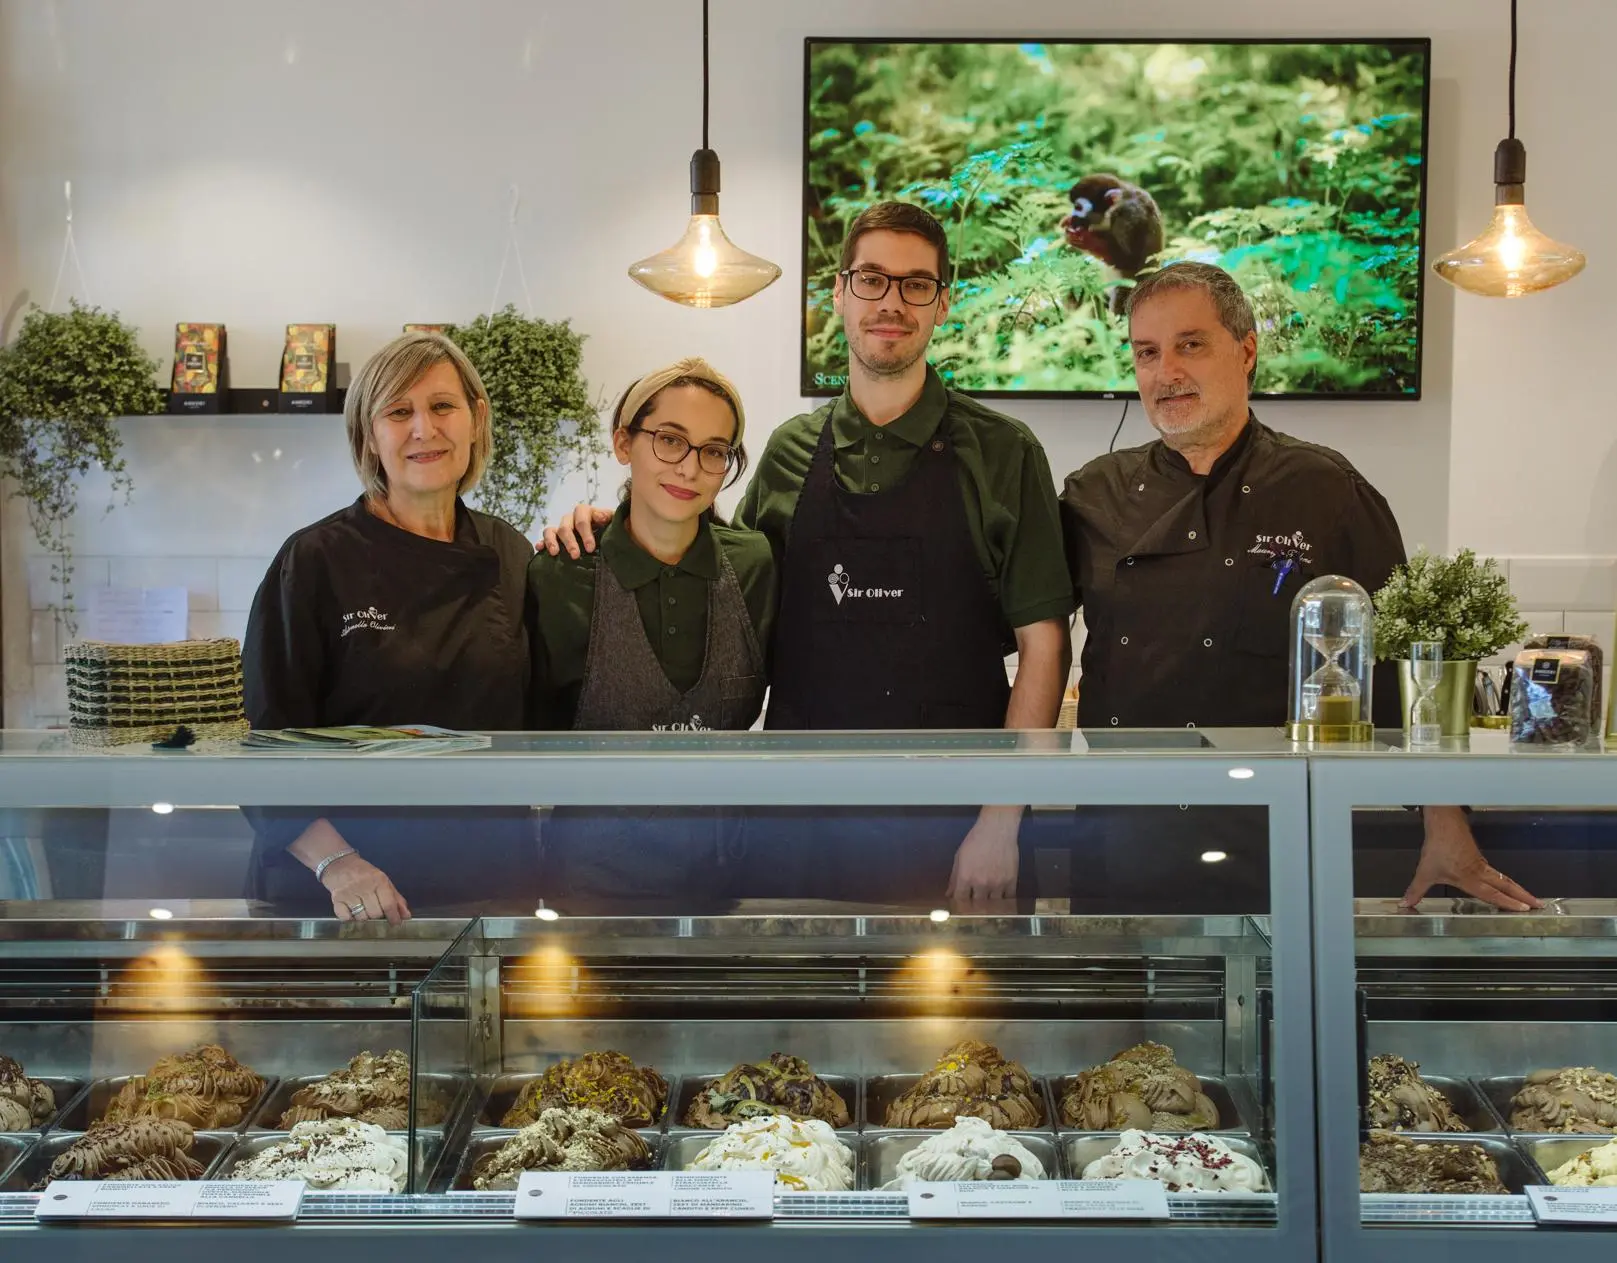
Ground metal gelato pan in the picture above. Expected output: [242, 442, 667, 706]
[247, 1071, 467, 1133]
[1047, 1072, 1251, 1134]
[210, 1129, 436, 1191]
[1368, 1074, 1504, 1135]
[449, 1127, 662, 1191]
[1064, 1132, 1273, 1193]
[0, 1135, 33, 1187]
[1475, 1075, 1617, 1136]
[1, 1129, 234, 1191]
[866, 1129, 1059, 1189]
[862, 1073, 1051, 1131]
[59, 1074, 276, 1134]
[1359, 1134, 1537, 1195]
[670, 1071, 857, 1131]
[1518, 1135, 1617, 1185]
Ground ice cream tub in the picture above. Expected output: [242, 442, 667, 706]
[17, 1077, 88, 1133]
[62, 1074, 277, 1134]
[1048, 1072, 1251, 1135]
[1064, 1132, 1272, 1194]
[670, 1072, 856, 1132]
[662, 1127, 863, 1191]
[1475, 1075, 1617, 1136]
[1359, 1134, 1538, 1196]
[474, 1071, 677, 1132]
[0, 1129, 235, 1192]
[449, 1127, 662, 1191]
[1518, 1136, 1617, 1186]
[862, 1073, 1052, 1132]
[248, 1072, 467, 1133]
[867, 1129, 1059, 1188]
[1378, 1075, 1503, 1135]
[211, 1128, 433, 1192]
[0, 1134, 32, 1186]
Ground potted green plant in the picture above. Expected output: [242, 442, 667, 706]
[0, 301, 161, 626]
[444, 306, 604, 532]
[1372, 548, 1528, 737]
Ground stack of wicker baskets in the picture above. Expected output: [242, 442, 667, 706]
[63, 638, 249, 746]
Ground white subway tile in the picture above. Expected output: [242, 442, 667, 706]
[187, 611, 223, 640]
[1506, 558, 1617, 612]
[29, 612, 59, 666]
[107, 557, 220, 611]
[215, 611, 249, 644]
[218, 558, 272, 612]
[32, 666, 67, 717]
[1562, 612, 1615, 645]
[27, 555, 111, 609]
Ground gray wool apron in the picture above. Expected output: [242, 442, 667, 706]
[539, 545, 766, 903]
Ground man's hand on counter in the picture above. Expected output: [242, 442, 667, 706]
[947, 805, 1022, 902]
[1401, 805, 1541, 913]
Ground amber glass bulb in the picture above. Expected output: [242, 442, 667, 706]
[628, 212, 782, 309]
[1434, 201, 1586, 297]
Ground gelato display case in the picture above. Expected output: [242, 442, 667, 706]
[1311, 733, 1617, 1263]
[0, 729, 1315, 1262]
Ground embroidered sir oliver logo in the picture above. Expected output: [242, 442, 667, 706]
[826, 564, 904, 604]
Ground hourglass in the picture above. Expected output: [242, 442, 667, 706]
[1286, 576, 1375, 744]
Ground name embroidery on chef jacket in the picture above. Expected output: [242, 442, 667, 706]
[340, 606, 396, 636]
[826, 564, 904, 606]
[653, 714, 710, 732]
[1246, 530, 1315, 563]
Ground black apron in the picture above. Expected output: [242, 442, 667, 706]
[751, 414, 1013, 903]
[540, 546, 763, 907]
[248, 501, 539, 912]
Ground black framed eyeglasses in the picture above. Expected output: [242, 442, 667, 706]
[840, 268, 943, 306]
[630, 426, 738, 476]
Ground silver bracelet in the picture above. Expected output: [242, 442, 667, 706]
[312, 849, 357, 882]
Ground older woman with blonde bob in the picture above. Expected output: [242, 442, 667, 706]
[243, 331, 537, 922]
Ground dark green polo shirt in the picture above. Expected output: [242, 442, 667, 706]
[734, 367, 1075, 631]
[526, 504, 777, 729]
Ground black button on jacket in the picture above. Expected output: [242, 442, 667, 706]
[1061, 417, 1408, 730]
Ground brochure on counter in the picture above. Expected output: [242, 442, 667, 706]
[243, 725, 491, 755]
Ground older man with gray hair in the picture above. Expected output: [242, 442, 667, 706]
[1058, 261, 1539, 914]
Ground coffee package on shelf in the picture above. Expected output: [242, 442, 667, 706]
[1523, 634, 1603, 717]
[1509, 648, 1594, 750]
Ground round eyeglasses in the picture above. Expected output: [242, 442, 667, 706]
[840, 268, 943, 306]
[631, 426, 738, 476]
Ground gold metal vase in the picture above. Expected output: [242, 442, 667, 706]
[1397, 660, 1478, 739]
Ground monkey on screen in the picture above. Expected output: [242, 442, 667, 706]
[1061, 174, 1165, 312]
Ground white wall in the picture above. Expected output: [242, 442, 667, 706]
[0, 0, 1612, 724]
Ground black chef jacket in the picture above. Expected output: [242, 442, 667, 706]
[1056, 416, 1407, 913]
[242, 497, 536, 911]
[1063, 415, 1407, 731]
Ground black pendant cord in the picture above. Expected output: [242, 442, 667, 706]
[1500, 0, 1513, 140]
[702, 0, 710, 151]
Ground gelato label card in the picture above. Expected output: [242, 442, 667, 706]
[36, 1180, 304, 1221]
[1527, 1185, 1617, 1225]
[909, 1179, 1170, 1220]
[514, 1171, 775, 1220]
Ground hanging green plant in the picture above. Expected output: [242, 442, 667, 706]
[0, 300, 160, 627]
[444, 305, 604, 532]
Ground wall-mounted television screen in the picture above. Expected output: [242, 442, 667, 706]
[802, 38, 1431, 399]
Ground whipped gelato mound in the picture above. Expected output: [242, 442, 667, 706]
[1359, 1130, 1508, 1194]
[280, 1050, 415, 1130]
[882, 1116, 1046, 1189]
[887, 1040, 1043, 1130]
[1366, 1055, 1469, 1133]
[506, 1051, 668, 1129]
[1062, 1042, 1219, 1131]
[230, 1119, 408, 1192]
[103, 1044, 264, 1129]
[34, 1119, 204, 1188]
[1510, 1067, 1617, 1133]
[1081, 1130, 1268, 1193]
[473, 1107, 652, 1190]
[686, 1115, 854, 1191]
[0, 1056, 55, 1129]
[684, 1053, 849, 1129]
[1547, 1138, 1617, 1187]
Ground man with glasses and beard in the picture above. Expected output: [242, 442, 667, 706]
[545, 203, 1074, 905]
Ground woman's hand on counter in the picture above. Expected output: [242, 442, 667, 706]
[1401, 806, 1541, 913]
[321, 853, 412, 924]
[539, 503, 613, 559]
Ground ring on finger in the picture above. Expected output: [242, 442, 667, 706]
[347, 901, 366, 916]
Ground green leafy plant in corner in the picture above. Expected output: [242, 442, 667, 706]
[0, 300, 161, 628]
[445, 306, 605, 533]
[1372, 548, 1528, 662]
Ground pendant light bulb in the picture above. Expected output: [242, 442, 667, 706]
[627, 0, 781, 309]
[1433, 2, 1585, 298]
